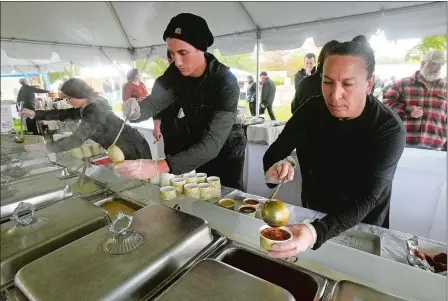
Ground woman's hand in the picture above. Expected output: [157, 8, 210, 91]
[268, 224, 317, 258]
[265, 157, 296, 184]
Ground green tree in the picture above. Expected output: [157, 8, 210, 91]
[135, 57, 169, 79]
[405, 35, 447, 62]
[47, 65, 80, 84]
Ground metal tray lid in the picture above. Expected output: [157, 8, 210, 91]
[15, 203, 214, 301]
[1, 177, 72, 220]
[154, 259, 296, 301]
[330, 280, 407, 301]
[1, 198, 109, 291]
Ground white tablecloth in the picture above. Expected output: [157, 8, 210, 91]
[243, 143, 446, 242]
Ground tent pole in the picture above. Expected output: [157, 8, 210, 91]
[70, 61, 75, 78]
[255, 30, 261, 116]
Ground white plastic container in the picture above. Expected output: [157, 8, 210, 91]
[81, 144, 93, 158]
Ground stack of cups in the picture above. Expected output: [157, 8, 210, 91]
[207, 176, 221, 199]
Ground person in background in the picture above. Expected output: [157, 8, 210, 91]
[119, 13, 247, 190]
[19, 78, 152, 159]
[383, 50, 447, 151]
[16, 78, 49, 135]
[122, 69, 148, 102]
[263, 39, 405, 257]
[246, 75, 257, 116]
[291, 40, 339, 113]
[102, 78, 114, 107]
[294, 53, 317, 91]
[259, 71, 277, 120]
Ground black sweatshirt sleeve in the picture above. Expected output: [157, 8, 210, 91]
[29, 86, 49, 94]
[132, 79, 176, 122]
[166, 72, 239, 175]
[35, 108, 81, 121]
[311, 123, 406, 249]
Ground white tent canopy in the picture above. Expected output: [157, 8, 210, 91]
[1, 1, 446, 64]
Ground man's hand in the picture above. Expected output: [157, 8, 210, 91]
[410, 106, 424, 118]
[114, 159, 170, 180]
[122, 98, 141, 120]
[265, 157, 296, 184]
[153, 120, 163, 142]
[19, 108, 36, 119]
[305, 69, 312, 76]
[268, 224, 317, 258]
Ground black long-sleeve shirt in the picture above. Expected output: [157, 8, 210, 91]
[36, 96, 151, 160]
[133, 53, 244, 176]
[17, 84, 49, 111]
[263, 94, 406, 249]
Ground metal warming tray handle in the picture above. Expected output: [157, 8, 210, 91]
[1, 198, 109, 291]
[14, 203, 214, 301]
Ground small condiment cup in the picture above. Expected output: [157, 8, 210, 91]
[160, 186, 176, 201]
[183, 183, 200, 199]
[238, 205, 257, 217]
[171, 178, 186, 194]
[160, 173, 176, 187]
[243, 198, 260, 209]
[218, 199, 235, 210]
[259, 225, 293, 251]
[196, 173, 207, 183]
[198, 183, 212, 201]
[183, 174, 198, 184]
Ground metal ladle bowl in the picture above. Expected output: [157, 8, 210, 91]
[107, 112, 129, 164]
[261, 199, 290, 228]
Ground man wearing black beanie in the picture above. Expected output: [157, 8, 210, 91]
[119, 13, 247, 190]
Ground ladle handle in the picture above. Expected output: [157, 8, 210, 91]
[269, 177, 286, 201]
[112, 113, 130, 146]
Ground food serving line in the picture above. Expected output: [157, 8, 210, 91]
[0, 134, 446, 301]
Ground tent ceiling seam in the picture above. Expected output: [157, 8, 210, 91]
[238, 2, 259, 30]
[1, 2, 444, 57]
[106, 2, 134, 51]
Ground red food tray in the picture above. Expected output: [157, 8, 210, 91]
[91, 156, 113, 167]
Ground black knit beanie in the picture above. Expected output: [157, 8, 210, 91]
[163, 13, 214, 52]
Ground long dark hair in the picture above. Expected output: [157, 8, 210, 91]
[61, 78, 96, 99]
[127, 68, 140, 82]
[325, 36, 375, 79]
[317, 40, 339, 72]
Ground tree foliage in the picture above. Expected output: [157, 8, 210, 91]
[135, 58, 170, 79]
[47, 65, 80, 84]
[405, 35, 447, 62]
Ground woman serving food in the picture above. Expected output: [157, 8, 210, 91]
[19, 78, 152, 160]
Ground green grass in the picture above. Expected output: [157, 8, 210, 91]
[238, 100, 292, 121]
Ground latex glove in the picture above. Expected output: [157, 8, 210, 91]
[265, 156, 296, 184]
[260, 103, 266, 109]
[122, 98, 141, 121]
[19, 108, 36, 119]
[268, 224, 317, 258]
[114, 159, 158, 180]
[25, 143, 47, 153]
